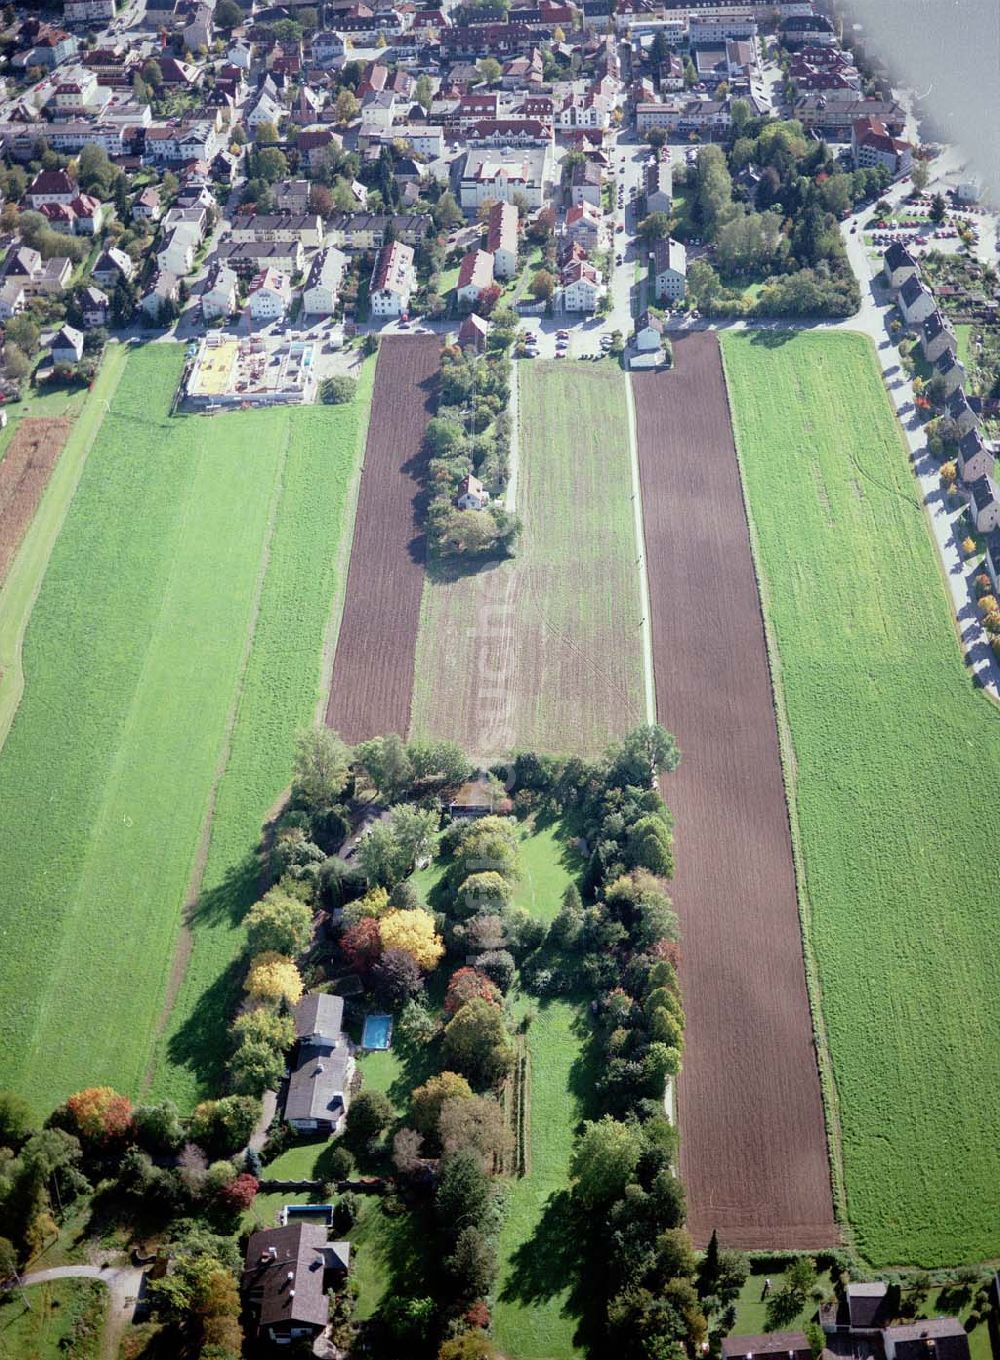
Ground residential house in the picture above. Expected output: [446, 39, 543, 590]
[80, 284, 109, 327]
[852, 116, 913, 178]
[328, 213, 432, 250]
[242, 1224, 349, 1346]
[69, 193, 102, 235]
[51, 324, 84, 365]
[5, 246, 73, 296]
[449, 772, 506, 819]
[456, 472, 490, 509]
[274, 179, 311, 213]
[458, 312, 490, 353]
[898, 274, 935, 327]
[26, 167, 76, 208]
[984, 531, 1000, 594]
[636, 98, 731, 135]
[882, 241, 918, 293]
[935, 349, 965, 397]
[486, 201, 518, 280]
[0, 282, 26, 319]
[302, 246, 346, 316]
[883, 1322, 970, 1360]
[564, 200, 604, 250]
[248, 267, 292, 321]
[311, 30, 347, 65]
[653, 237, 687, 303]
[570, 158, 603, 208]
[246, 89, 284, 130]
[219, 241, 305, 276]
[921, 310, 957, 364]
[634, 309, 664, 353]
[457, 248, 495, 309]
[286, 993, 355, 1132]
[297, 127, 341, 173]
[369, 240, 415, 317]
[40, 202, 78, 234]
[821, 1283, 893, 1336]
[157, 225, 199, 277]
[201, 262, 238, 320]
[644, 156, 672, 214]
[228, 212, 324, 248]
[132, 186, 162, 223]
[63, 0, 116, 22]
[561, 258, 605, 312]
[947, 388, 979, 438]
[966, 475, 1000, 533]
[139, 270, 180, 320]
[722, 1335, 812, 1360]
[957, 429, 994, 485]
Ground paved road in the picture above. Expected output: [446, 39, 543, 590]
[17, 1263, 146, 1360]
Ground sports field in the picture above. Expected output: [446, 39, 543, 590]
[410, 361, 645, 760]
[0, 343, 371, 1114]
[722, 330, 1000, 1267]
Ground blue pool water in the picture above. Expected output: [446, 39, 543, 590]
[361, 1013, 393, 1050]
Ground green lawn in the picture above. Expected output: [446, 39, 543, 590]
[721, 330, 1000, 1267]
[0, 345, 372, 1115]
[0, 1278, 105, 1360]
[493, 997, 591, 1360]
[410, 362, 645, 760]
[730, 1270, 817, 1337]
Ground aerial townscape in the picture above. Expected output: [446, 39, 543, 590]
[0, 0, 998, 1356]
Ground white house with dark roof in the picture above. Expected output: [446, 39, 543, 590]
[302, 247, 346, 316]
[653, 237, 687, 303]
[967, 475, 1000, 533]
[921, 310, 957, 365]
[882, 240, 917, 293]
[370, 240, 415, 316]
[957, 429, 994, 485]
[898, 273, 935, 327]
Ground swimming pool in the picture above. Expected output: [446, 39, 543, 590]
[361, 1013, 393, 1050]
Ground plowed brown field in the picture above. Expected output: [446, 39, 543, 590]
[326, 335, 439, 740]
[0, 417, 71, 585]
[633, 332, 837, 1250]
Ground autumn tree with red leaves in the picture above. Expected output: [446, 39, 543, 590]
[445, 967, 500, 1016]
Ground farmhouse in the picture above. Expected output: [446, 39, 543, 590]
[456, 472, 490, 510]
[722, 1334, 811, 1360]
[242, 1223, 350, 1345]
[883, 1321, 970, 1360]
[449, 772, 505, 819]
[285, 992, 354, 1133]
[821, 1281, 893, 1335]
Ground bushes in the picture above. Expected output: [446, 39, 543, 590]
[442, 998, 515, 1088]
[321, 374, 358, 404]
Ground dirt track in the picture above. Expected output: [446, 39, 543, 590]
[0, 417, 71, 585]
[325, 335, 439, 741]
[633, 332, 837, 1249]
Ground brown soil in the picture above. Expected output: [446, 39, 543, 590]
[632, 332, 837, 1250]
[325, 335, 440, 740]
[0, 417, 71, 584]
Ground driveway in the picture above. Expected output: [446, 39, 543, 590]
[18, 1263, 147, 1360]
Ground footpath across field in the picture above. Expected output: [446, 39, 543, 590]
[410, 360, 646, 760]
[0, 343, 372, 1113]
[633, 332, 837, 1252]
[722, 329, 1000, 1268]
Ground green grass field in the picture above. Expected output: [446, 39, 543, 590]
[410, 362, 645, 760]
[0, 344, 371, 1115]
[721, 330, 1000, 1267]
[0, 1278, 105, 1360]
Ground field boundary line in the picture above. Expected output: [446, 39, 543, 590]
[316, 352, 377, 727]
[718, 334, 851, 1245]
[142, 414, 293, 1095]
[623, 367, 656, 725]
[0, 343, 128, 754]
[505, 360, 520, 511]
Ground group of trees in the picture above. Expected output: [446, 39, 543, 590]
[425, 348, 521, 560]
[673, 123, 869, 318]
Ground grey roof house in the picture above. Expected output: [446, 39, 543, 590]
[284, 992, 354, 1134]
[243, 1223, 350, 1345]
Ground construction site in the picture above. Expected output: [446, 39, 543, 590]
[182, 334, 320, 409]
